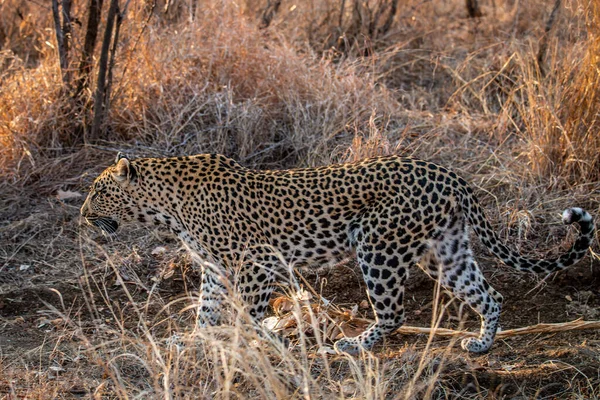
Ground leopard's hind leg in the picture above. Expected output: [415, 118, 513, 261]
[425, 213, 503, 353]
[334, 208, 431, 354]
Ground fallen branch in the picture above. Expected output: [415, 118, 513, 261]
[394, 318, 600, 339]
[270, 293, 600, 343]
[497, 318, 600, 338]
[267, 290, 600, 348]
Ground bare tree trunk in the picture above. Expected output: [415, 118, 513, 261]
[90, 0, 119, 141]
[52, 0, 72, 85]
[339, 0, 347, 29]
[105, 1, 128, 110]
[466, 0, 482, 18]
[260, 0, 282, 29]
[378, 0, 398, 37]
[73, 0, 104, 101]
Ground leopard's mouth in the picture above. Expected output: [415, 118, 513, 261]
[86, 216, 119, 234]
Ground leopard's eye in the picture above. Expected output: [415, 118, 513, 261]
[91, 188, 105, 201]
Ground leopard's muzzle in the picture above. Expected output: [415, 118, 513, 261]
[85, 216, 119, 235]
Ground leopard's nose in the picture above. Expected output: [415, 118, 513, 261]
[80, 198, 90, 217]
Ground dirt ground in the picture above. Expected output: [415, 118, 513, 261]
[1, 183, 599, 399]
[309, 258, 600, 398]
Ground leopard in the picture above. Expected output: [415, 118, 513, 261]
[80, 153, 595, 354]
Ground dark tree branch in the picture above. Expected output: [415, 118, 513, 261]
[52, 0, 68, 84]
[105, 0, 130, 108]
[466, 0, 482, 18]
[61, 0, 72, 83]
[73, 0, 104, 101]
[339, 0, 346, 29]
[51, 0, 73, 85]
[90, 0, 119, 141]
[260, 0, 282, 29]
[111, 0, 154, 103]
[379, 0, 398, 36]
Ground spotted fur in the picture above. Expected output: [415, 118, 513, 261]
[81, 153, 595, 353]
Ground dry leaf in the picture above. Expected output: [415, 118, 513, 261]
[341, 379, 358, 396]
[262, 316, 281, 331]
[294, 288, 313, 301]
[162, 268, 175, 279]
[272, 296, 294, 315]
[51, 318, 64, 327]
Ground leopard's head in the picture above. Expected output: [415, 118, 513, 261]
[81, 153, 139, 234]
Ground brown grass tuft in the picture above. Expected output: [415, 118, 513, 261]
[521, 1, 600, 185]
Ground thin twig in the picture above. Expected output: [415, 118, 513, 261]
[111, 0, 155, 104]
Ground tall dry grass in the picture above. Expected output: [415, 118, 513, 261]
[0, 0, 400, 184]
[1, 0, 598, 186]
[39, 235, 465, 399]
[109, 4, 399, 166]
[518, 1, 600, 186]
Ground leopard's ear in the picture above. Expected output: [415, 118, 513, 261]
[112, 157, 136, 184]
[115, 152, 126, 164]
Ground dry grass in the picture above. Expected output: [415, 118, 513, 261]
[2, 233, 596, 398]
[0, 233, 461, 399]
[1, 0, 600, 398]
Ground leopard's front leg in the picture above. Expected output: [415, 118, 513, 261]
[197, 263, 228, 327]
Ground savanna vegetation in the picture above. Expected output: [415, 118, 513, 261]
[1, 0, 599, 398]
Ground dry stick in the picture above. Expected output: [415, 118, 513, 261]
[392, 318, 600, 339]
[339, 0, 347, 28]
[271, 297, 600, 341]
[61, 0, 72, 84]
[322, 299, 600, 338]
[378, 0, 398, 37]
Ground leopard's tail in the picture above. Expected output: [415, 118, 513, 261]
[463, 196, 594, 274]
